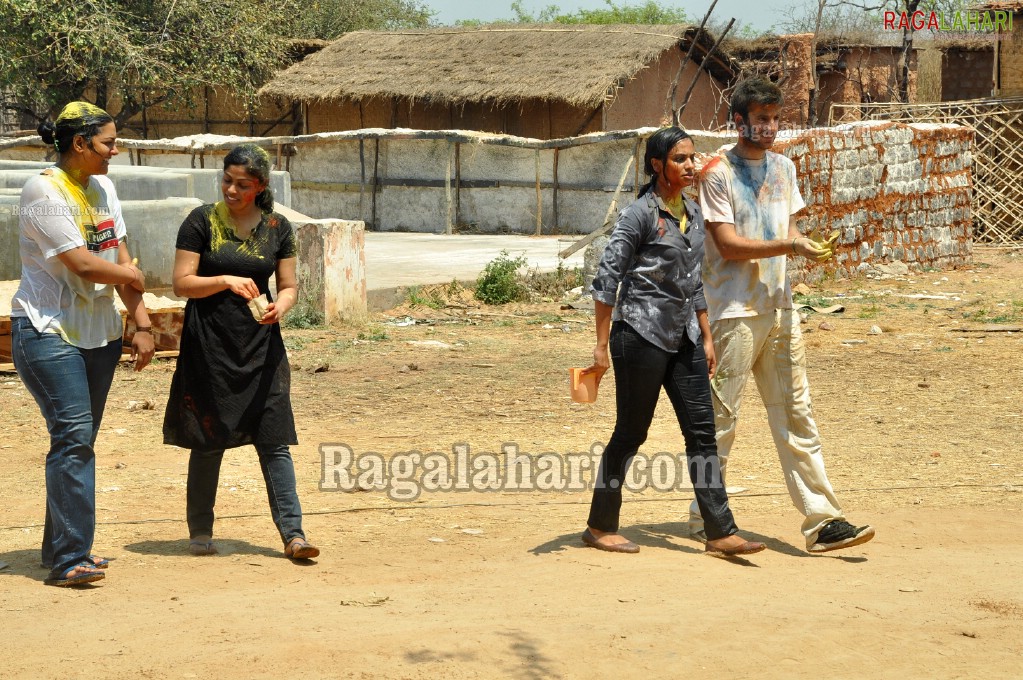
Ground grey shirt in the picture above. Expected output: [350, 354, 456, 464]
[590, 191, 707, 352]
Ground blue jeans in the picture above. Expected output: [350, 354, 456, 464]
[11, 317, 122, 578]
[587, 322, 738, 540]
[187, 444, 306, 546]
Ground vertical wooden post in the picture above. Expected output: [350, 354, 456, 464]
[203, 87, 211, 133]
[535, 149, 542, 236]
[552, 148, 561, 234]
[141, 91, 149, 140]
[371, 137, 380, 231]
[633, 138, 642, 193]
[454, 142, 462, 232]
[359, 138, 366, 220]
[445, 140, 454, 235]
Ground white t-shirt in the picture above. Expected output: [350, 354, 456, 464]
[699, 148, 805, 322]
[11, 167, 126, 348]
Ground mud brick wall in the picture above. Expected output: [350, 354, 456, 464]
[773, 121, 974, 282]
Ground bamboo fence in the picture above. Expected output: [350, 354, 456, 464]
[831, 96, 1023, 244]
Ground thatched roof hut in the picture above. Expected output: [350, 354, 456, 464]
[974, 1, 1023, 97]
[260, 24, 739, 137]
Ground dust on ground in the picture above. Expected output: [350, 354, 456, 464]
[2, 248, 1022, 679]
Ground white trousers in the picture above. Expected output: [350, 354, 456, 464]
[689, 309, 844, 546]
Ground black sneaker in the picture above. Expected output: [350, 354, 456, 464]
[809, 520, 875, 553]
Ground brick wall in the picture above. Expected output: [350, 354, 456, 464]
[999, 12, 1023, 96]
[941, 47, 994, 101]
[773, 121, 974, 281]
[2, 121, 976, 281]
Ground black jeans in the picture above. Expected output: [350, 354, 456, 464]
[187, 444, 307, 546]
[587, 322, 738, 540]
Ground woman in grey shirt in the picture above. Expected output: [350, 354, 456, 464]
[580, 127, 764, 558]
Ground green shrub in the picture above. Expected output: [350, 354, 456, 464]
[474, 251, 528, 304]
[405, 285, 445, 310]
[522, 262, 583, 300]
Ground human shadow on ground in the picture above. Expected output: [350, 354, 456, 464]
[124, 538, 288, 560]
[0, 548, 111, 586]
[528, 520, 866, 564]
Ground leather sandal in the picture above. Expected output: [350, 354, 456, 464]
[704, 540, 766, 559]
[285, 537, 320, 560]
[581, 528, 640, 554]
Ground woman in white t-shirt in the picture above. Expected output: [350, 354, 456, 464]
[10, 102, 154, 587]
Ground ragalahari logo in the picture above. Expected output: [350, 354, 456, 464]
[882, 9, 1013, 32]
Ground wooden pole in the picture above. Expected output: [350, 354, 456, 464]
[667, 0, 717, 124]
[203, 87, 211, 133]
[678, 18, 735, 118]
[535, 149, 543, 236]
[359, 138, 366, 219]
[455, 142, 462, 232]
[558, 153, 635, 259]
[445, 140, 454, 235]
[371, 138, 380, 231]
[553, 148, 560, 234]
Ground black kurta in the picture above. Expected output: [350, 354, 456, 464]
[163, 203, 298, 450]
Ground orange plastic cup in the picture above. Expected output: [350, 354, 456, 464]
[569, 367, 602, 403]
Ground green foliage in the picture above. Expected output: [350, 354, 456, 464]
[360, 327, 390, 341]
[794, 293, 829, 308]
[474, 250, 528, 305]
[0, 0, 293, 128]
[405, 285, 446, 310]
[508, 0, 689, 24]
[289, 0, 433, 40]
[522, 262, 583, 300]
[282, 304, 325, 329]
[962, 301, 1023, 324]
[856, 303, 881, 319]
[526, 313, 563, 325]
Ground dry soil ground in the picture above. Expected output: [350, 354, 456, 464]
[2, 248, 1022, 679]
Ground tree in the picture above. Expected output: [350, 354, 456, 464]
[779, 0, 972, 105]
[0, 0, 293, 130]
[507, 0, 690, 24]
[288, 0, 433, 40]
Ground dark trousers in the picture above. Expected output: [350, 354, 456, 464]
[587, 322, 738, 540]
[187, 443, 306, 546]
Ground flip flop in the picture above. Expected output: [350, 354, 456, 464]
[41, 554, 110, 570]
[44, 561, 106, 587]
[285, 537, 320, 560]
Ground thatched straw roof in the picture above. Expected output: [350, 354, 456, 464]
[972, 1, 1023, 11]
[260, 24, 737, 108]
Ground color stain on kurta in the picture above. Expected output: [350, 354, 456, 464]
[209, 201, 269, 260]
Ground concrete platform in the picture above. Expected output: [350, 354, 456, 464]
[1, 232, 586, 320]
[363, 232, 585, 311]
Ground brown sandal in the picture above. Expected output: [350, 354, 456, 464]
[285, 537, 320, 560]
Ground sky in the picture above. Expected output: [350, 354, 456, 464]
[423, 0, 800, 33]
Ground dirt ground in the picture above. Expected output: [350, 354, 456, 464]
[2, 247, 1022, 679]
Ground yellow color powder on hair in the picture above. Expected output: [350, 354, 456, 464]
[56, 101, 110, 124]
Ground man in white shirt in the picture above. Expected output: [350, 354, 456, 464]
[689, 78, 875, 553]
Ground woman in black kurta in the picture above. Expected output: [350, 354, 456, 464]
[163, 144, 319, 561]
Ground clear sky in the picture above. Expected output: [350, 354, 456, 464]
[424, 0, 799, 33]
